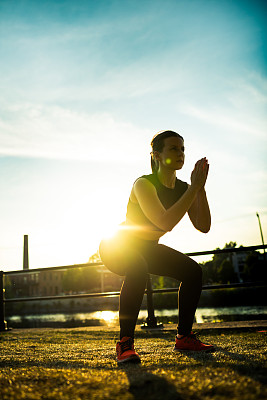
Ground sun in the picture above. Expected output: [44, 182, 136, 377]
[93, 311, 118, 325]
[101, 224, 119, 240]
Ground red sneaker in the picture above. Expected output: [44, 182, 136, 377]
[173, 332, 214, 352]
[116, 337, 141, 363]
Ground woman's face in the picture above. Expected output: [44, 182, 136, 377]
[157, 136, 185, 170]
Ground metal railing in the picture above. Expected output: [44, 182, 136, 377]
[1, 244, 266, 331]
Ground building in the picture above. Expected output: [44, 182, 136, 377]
[6, 269, 65, 298]
[232, 251, 249, 282]
[5, 263, 122, 299]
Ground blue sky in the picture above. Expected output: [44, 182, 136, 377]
[0, 0, 266, 271]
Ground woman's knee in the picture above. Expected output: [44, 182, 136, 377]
[190, 260, 202, 282]
[181, 259, 202, 284]
[192, 260, 202, 275]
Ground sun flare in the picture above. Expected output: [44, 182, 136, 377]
[94, 311, 118, 325]
[101, 224, 120, 240]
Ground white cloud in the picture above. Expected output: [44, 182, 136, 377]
[180, 103, 266, 139]
[0, 102, 150, 162]
[179, 72, 267, 140]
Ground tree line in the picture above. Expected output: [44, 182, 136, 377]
[152, 242, 267, 290]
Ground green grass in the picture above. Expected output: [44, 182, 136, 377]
[0, 327, 266, 400]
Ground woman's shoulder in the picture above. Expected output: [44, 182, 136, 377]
[129, 174, 156, 203]
[132, 174, 158, 196]
[134, 174, 157, 187]
[140, 173, 156, 182]
[135, 175, 188, 190]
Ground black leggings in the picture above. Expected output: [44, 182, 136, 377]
[99, 230, 202, 339]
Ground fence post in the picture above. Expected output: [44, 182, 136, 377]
[141, 274, 163, 329]
[0, 271, 8, 331]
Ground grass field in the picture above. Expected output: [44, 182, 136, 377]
[0, 327, 266, 400]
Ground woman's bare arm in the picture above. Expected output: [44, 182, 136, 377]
[134, 178, 198, 231]
[188, 187, 211, 233]
[134, 158, 209, 232]
[188, 159, 211, 232]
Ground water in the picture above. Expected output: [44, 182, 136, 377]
[6, 306, 267, 329]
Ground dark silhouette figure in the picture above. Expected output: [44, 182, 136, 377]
[99, 130, 214, 362]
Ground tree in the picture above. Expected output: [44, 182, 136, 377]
[244, 252, 267, 282]
[202, 260, 218, 284]
[88, 251, 102, 263]
[202, 242, 237, 284]
[62, 266, 99, 293]
[218, 259, 237, 283]
[152, 275, 178, 289]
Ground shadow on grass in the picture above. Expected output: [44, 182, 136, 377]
[183, 345, 267, 385]
[218, 347, 267, 385]
[118, 362, 184, 400]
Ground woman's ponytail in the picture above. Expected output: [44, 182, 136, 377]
[150, 153, 158, 174]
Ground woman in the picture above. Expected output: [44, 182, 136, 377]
[99, 130, 214, 363]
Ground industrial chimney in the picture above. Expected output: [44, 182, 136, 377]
[23, 234, 29, 270]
